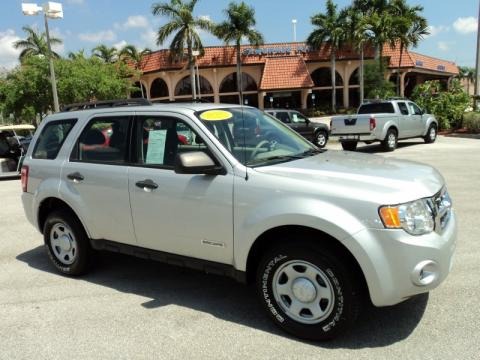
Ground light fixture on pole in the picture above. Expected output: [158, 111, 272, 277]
[292, 19, 297, 42]
[192, 50, 200, 100]
[22, 2, 63, 113]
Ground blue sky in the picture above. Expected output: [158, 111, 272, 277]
[0, 0, 478, 70]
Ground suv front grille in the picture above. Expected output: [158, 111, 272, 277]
[429, 188, 452, 234]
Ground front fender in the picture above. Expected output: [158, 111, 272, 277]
[234, 197, 366, 271]
[423, 116, 438, 136]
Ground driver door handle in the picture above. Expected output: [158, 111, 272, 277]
[135, 179, 158, 190]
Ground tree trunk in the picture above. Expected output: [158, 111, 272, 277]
[331, 50, 336, 113]
[187, 38, 196, 101]
[360, 46, 364, 105]
[397, 44, 404, 96]
[236, 42, 243, 105]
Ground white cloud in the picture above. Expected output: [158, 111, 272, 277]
[123, 15, 149, 29]
[78, 30, 116, 43]
[453, 17, 478, 34]
[438, 41, 450, 51]
[427, 25, 449, 37]
[0, 29, 21, 69]
[113, 40, 128, 50]
[141, 28, 157, 49]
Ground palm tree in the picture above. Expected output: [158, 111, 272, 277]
[390, 0, 429, 95]
[215, 2, 264, 104]
[92, 44, 118, 63]
[119, 45, 152, 98]
[13, 26, 62, 61]
[307, 0, 347, 113]
[344, 5, 371, 104]
[152, 0, 214, 100]
[67, 49, 87, 60]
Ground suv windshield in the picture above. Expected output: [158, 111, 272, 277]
[196, 107, 318, 166]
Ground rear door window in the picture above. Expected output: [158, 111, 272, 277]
[32, 119, 76, 159]
[275, 112, 291, 123]
[397, 102, 409, 115]
[71, 116, 131, 164]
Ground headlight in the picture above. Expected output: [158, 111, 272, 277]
[379, 199, 435, 235]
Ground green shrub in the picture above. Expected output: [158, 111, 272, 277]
[463, 112, 480, 133]
[411, 79, 470, 130]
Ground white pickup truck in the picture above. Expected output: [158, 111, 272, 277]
[330, 100, 438, 151]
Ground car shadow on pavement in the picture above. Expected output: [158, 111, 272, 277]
[355, 141, 426, 154]
[17, 245, 428, 348]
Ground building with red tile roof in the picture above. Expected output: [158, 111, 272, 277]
[135, 42, 458, 109]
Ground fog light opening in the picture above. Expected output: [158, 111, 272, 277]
[411, 260, 438, 286]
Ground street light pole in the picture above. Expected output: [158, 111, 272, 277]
[292, 19, 297, 42]
[43, 12, 60, 112]
[475, 0, 480, 109]
[22, 2, 63, 113]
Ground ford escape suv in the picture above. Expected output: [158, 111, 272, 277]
[21, 100, 456, 340]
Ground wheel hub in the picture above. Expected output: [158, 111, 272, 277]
[59, 234, 72, 251]
[292, 277, 317, 303]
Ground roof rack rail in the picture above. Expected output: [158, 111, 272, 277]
[61, 98, 152, 112]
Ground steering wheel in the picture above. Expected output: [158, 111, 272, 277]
[250, 140, 271, 160]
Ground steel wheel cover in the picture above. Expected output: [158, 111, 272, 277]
[50, 222, 77, 265]
[272, 260, 335, 324]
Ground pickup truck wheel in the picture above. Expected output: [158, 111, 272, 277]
[43, 211, 91, 276]
[256, 244, 359, 341]
[341, 141, 357, 151]
[424, 124, 437, 144]
[382, 129, 397, 152]
[314, 130, 328, 148]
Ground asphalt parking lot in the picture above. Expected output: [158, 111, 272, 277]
[1, 135, 479, 359]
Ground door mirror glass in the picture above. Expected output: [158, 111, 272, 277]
[174, 151, 224, 175]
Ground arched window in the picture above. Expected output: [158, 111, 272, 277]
[131, 82, 147, 98]
[150, 78, 169, 98]
[311, 68, 343, 87]
[349, 68, 360, 86]
[175, 75, 213, 96]
[219, 72, 257, 93]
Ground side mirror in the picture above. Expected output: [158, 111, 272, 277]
[174, 151, 225, 175]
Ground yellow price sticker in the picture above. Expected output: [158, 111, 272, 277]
[199, 110, 233, 121]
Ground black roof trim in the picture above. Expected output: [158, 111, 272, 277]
[61, 98, 152, 112]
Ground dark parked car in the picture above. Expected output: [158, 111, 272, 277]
[0, 124, 35, 177]
[264, 109, 329, 148]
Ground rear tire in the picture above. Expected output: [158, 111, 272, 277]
[43, 210, 91, 276]
[424, 124, 437, 144]
[382, 129, 397, 152]
[314, 130, 328, 148]
[256, 243, 359, 341]
[341, 141, 358, 151]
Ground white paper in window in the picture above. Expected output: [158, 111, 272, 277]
[145, 130, 167, 164]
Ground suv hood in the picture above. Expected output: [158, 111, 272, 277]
[254, 150, 444, 204]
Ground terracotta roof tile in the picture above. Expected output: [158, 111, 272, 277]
[259, 56, 313, 90]
[139, 42, 458, 75]
[383, 44, 458, 74]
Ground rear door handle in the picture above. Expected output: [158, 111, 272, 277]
[135, 179, 158, 191]
[67, 172, 84, 182]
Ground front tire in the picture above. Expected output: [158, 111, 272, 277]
[382, 129, 397, 152]
[424, 124, 437, 144]
[256, 244, 359, 341]
[314, 130, 328, 148]
[43, 210, 91, 276]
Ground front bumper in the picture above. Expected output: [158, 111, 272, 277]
[347, 210, 457, 307]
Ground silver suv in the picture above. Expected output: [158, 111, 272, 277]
[21, 100, 456, 341]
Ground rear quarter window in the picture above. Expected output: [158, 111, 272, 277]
[32, 119, 77, 159]
[358, 103, 395, 114]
